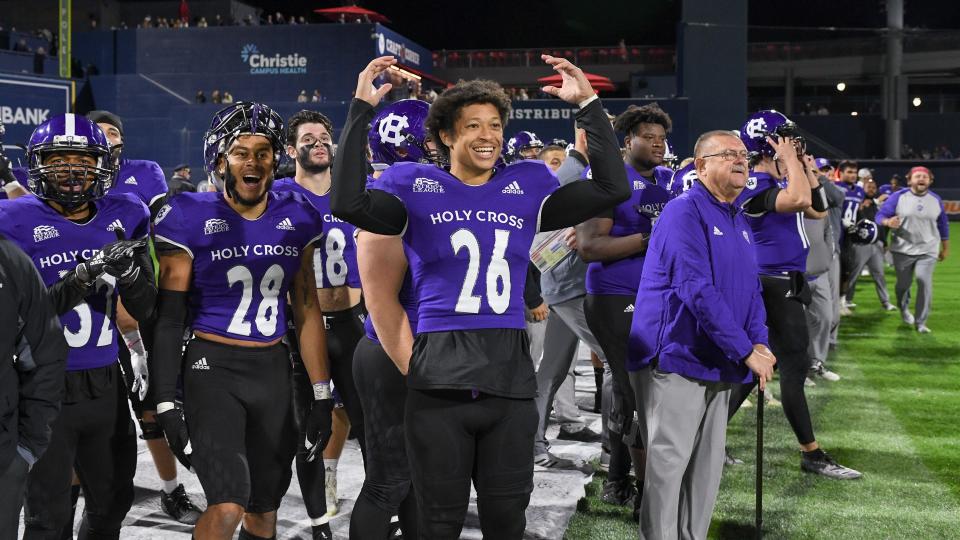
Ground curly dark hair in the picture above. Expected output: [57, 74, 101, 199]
[613, 103, 672, 137]
[425, 79, 512, 158]
[286, 110, 334, 146]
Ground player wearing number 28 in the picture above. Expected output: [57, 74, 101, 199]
[152, 102, 331, 540]
[0, 113, 155, 538]
[331, 56, 629, 539]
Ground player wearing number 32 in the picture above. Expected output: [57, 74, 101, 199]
[152, 102, 331, 540]
[0, 113, 155, 538]
[332, 55, 629, 539]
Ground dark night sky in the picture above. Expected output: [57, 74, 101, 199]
[249, 1, 960, 49]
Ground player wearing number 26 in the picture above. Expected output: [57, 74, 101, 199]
[152, 102, 331, 539]
[331, 56, 629, 538]
[0, 113, 155, 537]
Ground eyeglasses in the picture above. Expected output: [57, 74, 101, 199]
[700, 150, 749, 162]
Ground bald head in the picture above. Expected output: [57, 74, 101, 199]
[694, 130, 741, 159]
[693, 130, 749, 203]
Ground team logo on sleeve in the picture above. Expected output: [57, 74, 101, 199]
[33, 225, 60, 243]
[633, 180, 646, 191]
[746, 176, 758, 190]
[413, 177, 444, 193]
[203, 218, 230, 235]
[276, 217, 296, 231]
[155, 204, 172, 225]
[501, 181, 524, 195]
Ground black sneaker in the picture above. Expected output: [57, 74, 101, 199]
[557, 426, 602, 443]
[800, 451, 862, 480]
[534, 452, 593, 474]
[312, 523, 333, 540]
[388, 521, 403, 539]
[599, 479, 636, 506]
[160, 484, 202, 524]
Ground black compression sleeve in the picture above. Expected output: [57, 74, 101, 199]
[811, 185, 828, 212]
[47, 272, 91, 315]
[117, 248, 158, 322]
[330, 99, 408, 235]
[539, 99, 630, 231]
[151, 289, 188, 404]
[523, 263, 543, 309]
[743, 187, 781, 215]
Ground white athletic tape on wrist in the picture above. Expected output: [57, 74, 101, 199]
[313, 381, 332, 401]
[156, 401, 175, 414]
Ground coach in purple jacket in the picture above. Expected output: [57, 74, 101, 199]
[628, 130, 776, 540]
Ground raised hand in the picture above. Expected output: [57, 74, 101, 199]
[355, 56, 397, 108]
[539, 55, 595, 105]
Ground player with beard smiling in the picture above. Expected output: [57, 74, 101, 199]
[152, 102, 332, 540]
[273, 110, 366, 538]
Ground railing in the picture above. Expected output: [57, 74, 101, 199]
[431, 45, 675, 69]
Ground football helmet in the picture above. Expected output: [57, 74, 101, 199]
[368, 99, 442, 166]
[27, 113, 115, 207]
[505, 131, 544, 162]
[740, 110, 804, 165]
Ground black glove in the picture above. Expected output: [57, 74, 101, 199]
[73, 252, 109, 286]
[157, 407, 193, 470]
[100, 229, 148, 285]
[0, 150, 15, 187]
[304, 397, 334, 463]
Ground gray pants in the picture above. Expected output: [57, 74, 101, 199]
[527, 318, 581, 426]
[845, 243, 890, 305]
[805, 271, 832, 365]
[827, 253, 841, 346]
[893, 252, 938, 325]
[0, 455, 29, 538]
[534, 295, 605, 455]
[639, 370, 731, 540]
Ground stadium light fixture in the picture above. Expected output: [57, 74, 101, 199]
[836, 82, 846, 92]
[913, 97, 922, 107]
[850, 111, 858, 116]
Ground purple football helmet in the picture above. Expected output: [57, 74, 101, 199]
[368, 99, 441, 166]
[27, 113, 115, 207]
[663, 139, 677, 167]
[505, 131, 544, 162]
[203, 102, 285, 184]
[740, 110, 804, 163]
[667, 161, 698, 198]
[852, 218, 879, 244]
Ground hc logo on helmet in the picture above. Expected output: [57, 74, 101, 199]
[378, 113, 409, 147]
[745, 118, 767, 139]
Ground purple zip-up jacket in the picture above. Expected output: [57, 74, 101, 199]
[627, 181, 768, 383]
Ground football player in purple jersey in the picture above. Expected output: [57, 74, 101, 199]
[0, 113, 156, 539]
[504, 130, 545, 163]
[576, 103, 674, 520]
[349, 98, 441, 540]
[86, 109, 203, 525]
[728, 110, 861, 480]
[152, 102, 331, 540]
[273, 109, 364, 537]
[835, 159, 866, 309]
[332, 55, 629, 539]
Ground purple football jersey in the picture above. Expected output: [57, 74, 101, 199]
[273, 177, 360, 289]
[154, 191, 324, 343]
[110, 158, 169, 208]
[835, 181, 866, 226]
[584, 163, 673, 295]
[375, 160, 559, 333]
[735, 172, 810, 275]
[0, 193, 150, 371]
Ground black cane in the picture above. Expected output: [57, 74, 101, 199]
[756, 385, 764, 539]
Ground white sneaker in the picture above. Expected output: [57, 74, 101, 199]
[840, 305, 853, 317]
[805, 377, 817, 387]
[917, 324, 931, 334]
[324, 467, 339, 517]
[902, 310, 915, 325]
[860, 269, 870, 277]
[741, 398, 754, 408]
[843, 300, 857, 309]
[882, 302, 897, 311]
[811, 361, 841, 381]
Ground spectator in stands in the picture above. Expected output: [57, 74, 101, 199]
[221, 91, 234, 104]
[197, 17, 208, 28]
[816, 105, 830, 115]
[211, 89, 221, 104]
[195, 91, 206, 104]
[213, 14, 223, 26]
[901, 144, 917, 158]
[33, 47, 46, 74]
[518, 88, 529, 100]
[13, 38, 29, 52]
[265, 14, 274, 25]
[297, 90, 309, 103]
[311, 90, 322, 103]
[275, 12, 286, 24]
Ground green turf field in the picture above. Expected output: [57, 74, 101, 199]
[565, 223, 960, 539]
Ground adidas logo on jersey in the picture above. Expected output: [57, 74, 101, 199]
[624, 304, 635, 313]
[276, 217, 296, 231]
[502, 181, 524, 195]
[192, 357, 210, 370]
[713, 226, 724, 236]
[204, 218, 230, 235]
[413, 177, 444, 193]
[124, 176, 138, 185]
[106, 219, 124, 232]
[633, 180, 646, 191]
[33, 225, 60, 243]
